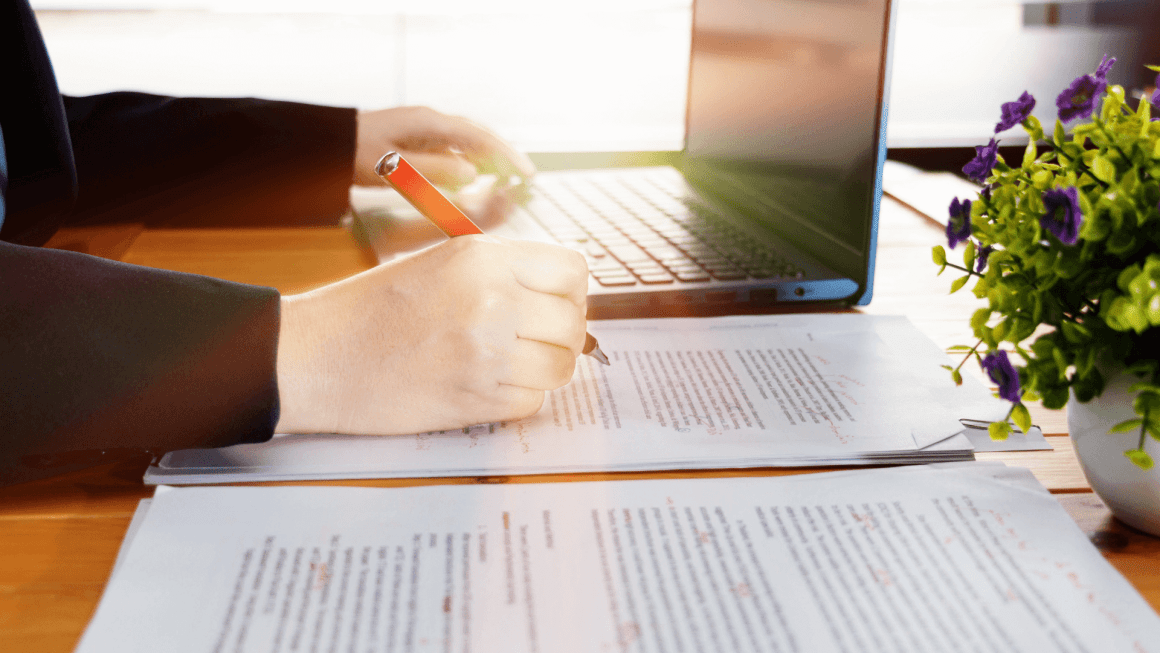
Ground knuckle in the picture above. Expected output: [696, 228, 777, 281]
[551, 350, 577, 388]
[505, 390, 545, 421]
[568, 315, 587, 352]
[560, 247, 588, 277]
[522, 391, 546, 417]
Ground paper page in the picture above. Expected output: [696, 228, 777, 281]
[107, 499, 152, 582]
[149, 315, 998, 482]
[79, 465, 1160, 652]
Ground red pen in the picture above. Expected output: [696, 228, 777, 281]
[375, 151, 609, 366]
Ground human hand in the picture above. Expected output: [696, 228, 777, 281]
[275, 235, 588, 435]
[353, 106, 535, 189]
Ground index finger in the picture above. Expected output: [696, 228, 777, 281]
[498, 238, 589, 307]
[417, 112, 536, 181]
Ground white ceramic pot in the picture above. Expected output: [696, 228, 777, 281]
[1069, 368, 1160, 535]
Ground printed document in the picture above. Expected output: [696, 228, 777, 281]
[81, 464, 1160, 652]
[147, 315, 1002, 483]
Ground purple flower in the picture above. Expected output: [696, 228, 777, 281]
[976, 244, 993, 273]
[981, 350, 1021, 403]
[946, 197, 972, 249]
[995, 91, 1036, 133]
[963, 139, 999, 184]
[1040, 187, 1083, 245]
[1056, 56, 1115, 123]
[1095, 54, 1116, 80]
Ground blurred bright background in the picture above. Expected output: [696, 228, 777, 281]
[30, 0, 1160, 153]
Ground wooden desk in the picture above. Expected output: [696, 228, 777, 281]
[4, 199, 1158, 651]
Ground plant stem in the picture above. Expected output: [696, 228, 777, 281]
[956, 340, 984, 373]
[1042, 138, 1111, 190]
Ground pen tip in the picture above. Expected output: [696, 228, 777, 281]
[589, 346, 611, 366]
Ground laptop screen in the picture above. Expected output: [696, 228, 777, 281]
[683, 0, 893, 291]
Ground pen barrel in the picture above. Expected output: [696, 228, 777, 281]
[383, 157, 484, 237]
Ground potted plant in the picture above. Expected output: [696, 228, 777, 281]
[934, 55, 1160, 533]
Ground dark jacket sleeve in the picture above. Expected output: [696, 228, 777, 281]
[61, 92, 357, 229]
[0, 242, 282, 484]
[0, 0, 356, 484]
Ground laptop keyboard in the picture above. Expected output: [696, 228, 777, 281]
[523, 170, 803, 287]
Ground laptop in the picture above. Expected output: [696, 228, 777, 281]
[353, 0, 899, 318]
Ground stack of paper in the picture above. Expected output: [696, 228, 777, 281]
[146, 314, 1021, 484]
[81, 464, 1160, 651]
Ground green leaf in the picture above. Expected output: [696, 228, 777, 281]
[1031, 170, 1052, 188]
[1129, 382, 1160, 395]
[1147, 65, 1160, 72]
[971, 308, 991, 332]
[1135, 392, 1160, 417]
[989, 421, 1011, 441]
[1110, 418, 1144, 433]
[932, 245, 947, 267]
[1053, 347, 1069, 381]
[952, 368, 963, 386]
[950, 275, 970, 294]
[993, 319, 1009, 342]
[1117, 265, 1141, 293]
[1022, 141, 1037, 169]
[1053, 120, 1067, 148]
[1011, 403, 1032, 434]
[1025, 115, 1045, 141]
[1043, 387, 1069, 410]
[1060, 320, 1091, 344]
[963, 240, 976, 269]
[1053, 253, 1083, 279]
[1091, 155, 1117, 183]
[1125, 449, 1155, 470]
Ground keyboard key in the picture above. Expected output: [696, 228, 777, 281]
[640, 244, 682, 257]
[660, 257, 698, 269]
[595, 239, 634, 251]
[637, 273, 675, 284]
[592, 266, 630, 277]
[628, 263, 666, 275]
[605, 245, 652, 262]
[710, 268, 748, 280]
[695, 257, 732, 268]
[596, 275, 637, 286]
[674, 270, 712, 282]
[590, 260, 627, 273]
[680, 244, 719, 256]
